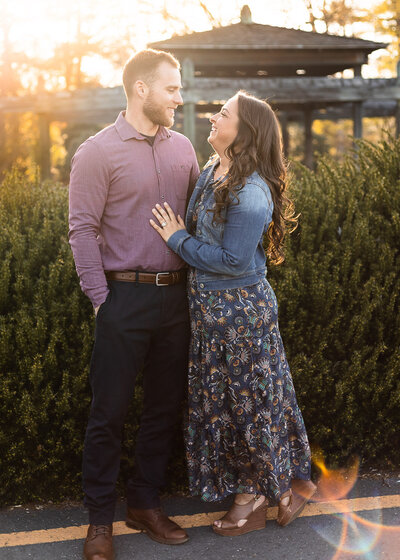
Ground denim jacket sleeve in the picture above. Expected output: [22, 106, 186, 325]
[166, 182, 273, 275]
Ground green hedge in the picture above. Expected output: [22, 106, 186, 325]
[0, 136, 399, 506]
[0, 169, 92, 505]
[267, 135, 400, 468]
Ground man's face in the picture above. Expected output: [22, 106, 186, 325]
[143, 61, 183, 128]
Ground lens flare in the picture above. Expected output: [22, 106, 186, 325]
[308, 446, 400, 559]
[311, 446, 359, 502]
[312, 508, 383, 559]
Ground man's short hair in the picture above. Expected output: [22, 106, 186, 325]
[122, 49, 180, 100]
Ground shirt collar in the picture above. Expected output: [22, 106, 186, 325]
[115, 111, 172, 142]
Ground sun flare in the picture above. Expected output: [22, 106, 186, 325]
[2, 0, 382, 89]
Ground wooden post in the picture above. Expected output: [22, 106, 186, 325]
[396, 60, 400, 138]
[304, 108, 313, 168]
[38, 113, 51, 180]
[280, 112, 290, 158]
[353, 102, 363, 139]
[0, 111, 5, 158]
[182, 58, 196, 147]
[0, 111, 6, 181]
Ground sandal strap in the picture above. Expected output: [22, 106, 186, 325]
[220, 496, 265, 526]
[280, 489, 292, 503]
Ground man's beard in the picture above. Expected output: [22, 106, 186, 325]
[143, 91, 174, 128]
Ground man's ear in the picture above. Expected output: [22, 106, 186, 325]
[134, 80, 148, 99]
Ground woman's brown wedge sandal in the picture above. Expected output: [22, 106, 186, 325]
[212, 495, 268, 536]
[277, 480, 317, 527]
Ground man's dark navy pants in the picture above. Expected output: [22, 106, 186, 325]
[82, 278, 190, 525]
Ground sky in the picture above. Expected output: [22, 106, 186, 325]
[0, 0, 394, 87]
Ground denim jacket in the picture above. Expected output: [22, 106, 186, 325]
[167, 161, 274, 290]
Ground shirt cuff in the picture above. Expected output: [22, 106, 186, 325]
[88, 287, 110, 309]
[167, 229, 192, 254]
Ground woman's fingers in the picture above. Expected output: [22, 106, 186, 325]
[149, 218, 169, 241]
[152, 207, 166, 226]
[149, 204, 186, 244]
[155, 203, 171, 222]
[163, 202, 176, 221]
[152, 202, 179, 226]
[149, 218, 162, 232]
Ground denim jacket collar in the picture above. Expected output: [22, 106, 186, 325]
[185, 161, 217, 232]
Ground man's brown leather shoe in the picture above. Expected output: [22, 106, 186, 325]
[126, 506, 189, 545]
[83, 524, 114, 560]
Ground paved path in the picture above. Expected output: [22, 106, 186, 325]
[1, 478, 399, 559]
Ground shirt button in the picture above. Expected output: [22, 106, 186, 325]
[200, 283, 205, 288]
[161, 195, 165, 199]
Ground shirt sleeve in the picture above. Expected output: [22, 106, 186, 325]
[68, 139, 110, 308]
[189, 147, 200, 192]
[167, 183, 273, 275]
[184, 143, 200, 213]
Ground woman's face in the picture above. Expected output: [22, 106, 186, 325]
[208, 96, 239, 155]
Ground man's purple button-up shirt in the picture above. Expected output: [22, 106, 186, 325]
[68, 111, 200, 308]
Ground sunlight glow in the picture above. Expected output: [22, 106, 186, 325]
[1, 0, 387, 89]
[311, 448, 400, 559]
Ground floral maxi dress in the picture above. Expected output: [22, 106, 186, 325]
[185, 191, 312, 505]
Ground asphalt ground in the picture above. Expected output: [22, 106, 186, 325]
[1, 477, 400, 560]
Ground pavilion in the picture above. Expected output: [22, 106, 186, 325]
[149, 5, 397, 166]
[0, 5, 398, 176]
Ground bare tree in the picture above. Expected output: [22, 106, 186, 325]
[368, 0, 400, 75]
[197, 1, 221, 27]
[0, 1, 25, 95]
[371, 0, 400, 54]
[304, 0, 362, 35]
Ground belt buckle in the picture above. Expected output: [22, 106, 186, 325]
[156, 272, 169, 286]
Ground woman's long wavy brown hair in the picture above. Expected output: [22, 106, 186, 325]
[208, 90, 298, 265]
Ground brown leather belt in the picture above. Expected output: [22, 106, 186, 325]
[105, 269, 187, 286]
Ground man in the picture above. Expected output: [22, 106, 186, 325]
[69, 49, 199, 560]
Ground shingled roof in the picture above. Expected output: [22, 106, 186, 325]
[149, 6, 387, 77]
[150, 22, 386, 52]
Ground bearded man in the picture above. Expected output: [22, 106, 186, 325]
[69, 49, 199, 560]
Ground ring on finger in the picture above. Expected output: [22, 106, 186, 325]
[161, 221, 167, 228]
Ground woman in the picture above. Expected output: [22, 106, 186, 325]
[150, 91, 316, 536]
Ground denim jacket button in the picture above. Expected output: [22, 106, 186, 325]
[200, 283, 205, 288]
